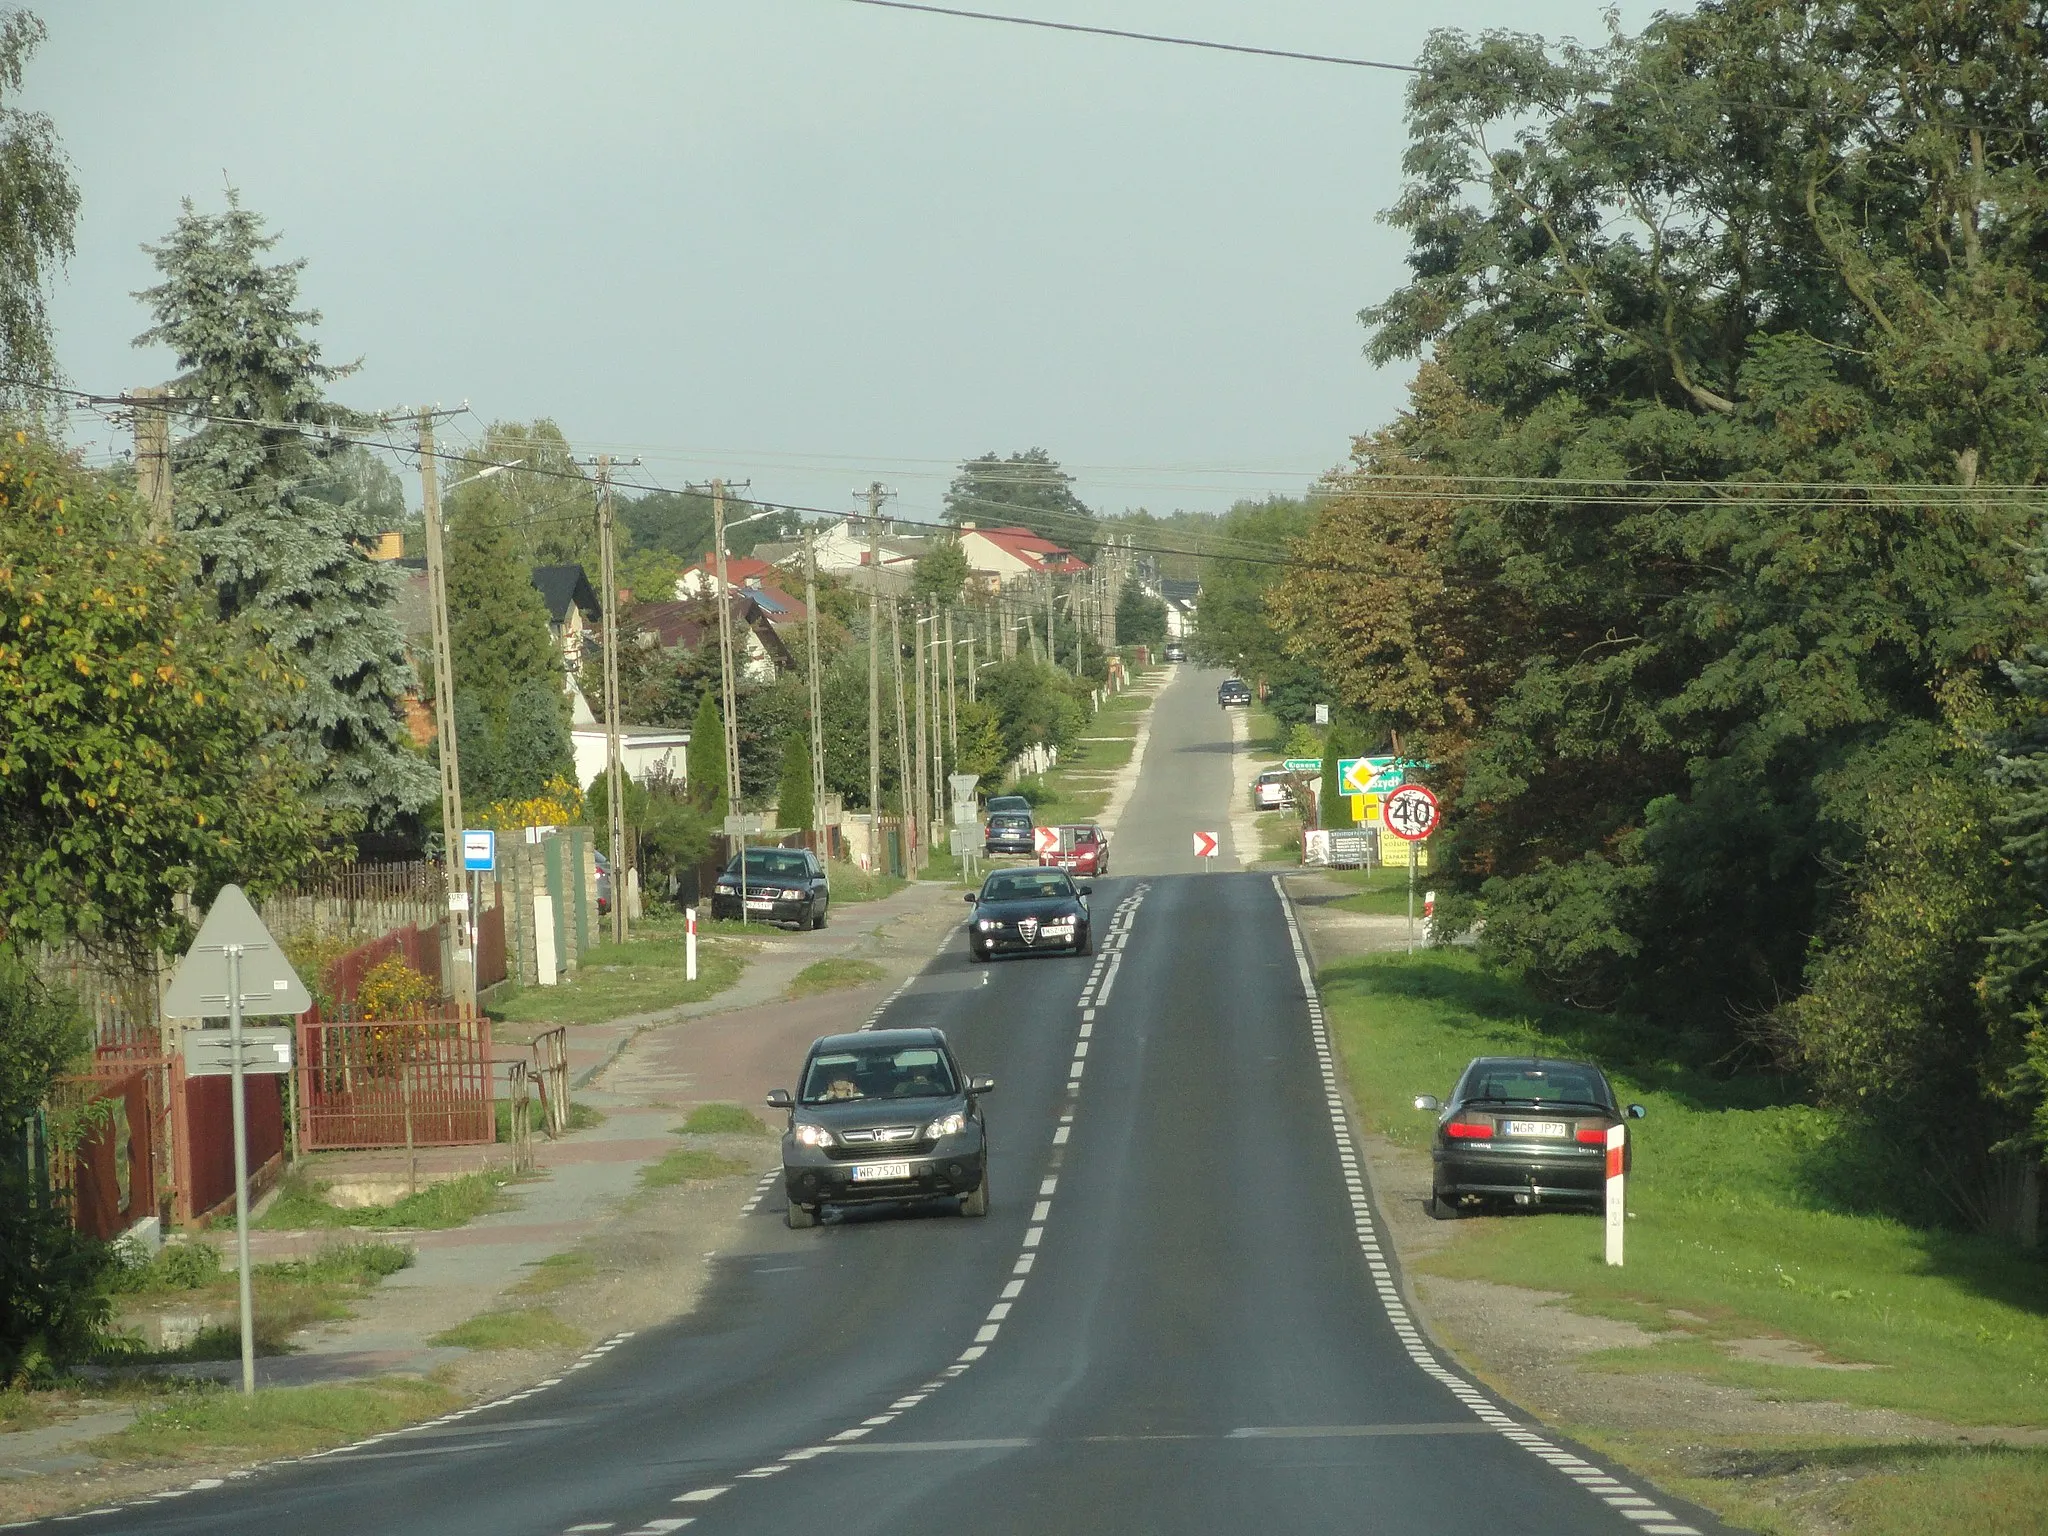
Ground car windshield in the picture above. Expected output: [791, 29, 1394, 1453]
[801, 1045, 957, 1103]
[727, 849, 809, 880]
[981, 870, 1075, 902]
[1464, 1065, 1608, 1107]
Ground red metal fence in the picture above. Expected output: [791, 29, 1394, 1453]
[173, 1064, 285, 1225]
[476, 893, 507, 990]
[296, 1006, 494, 1150]
[326, 920, 444, 1003]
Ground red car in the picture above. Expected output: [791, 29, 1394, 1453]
[1039, 825, 1109, 877]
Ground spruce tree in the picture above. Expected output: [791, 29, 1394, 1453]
[444, 479, 572, 807]
[135, 192, 432, 837]
[777, 730, 814, 831]
[689, 690, 728, 814]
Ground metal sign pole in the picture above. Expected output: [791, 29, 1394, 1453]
[226, 943, 256, 1395]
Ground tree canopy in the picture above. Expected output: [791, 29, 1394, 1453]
[943, 449, 1094, 546]
[0, 12, 76, 413]
[136, 192, 432, 840]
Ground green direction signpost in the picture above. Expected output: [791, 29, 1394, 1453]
[162, 884, 312, 1395]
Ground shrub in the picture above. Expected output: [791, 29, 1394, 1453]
[356, 957, 438, 1022]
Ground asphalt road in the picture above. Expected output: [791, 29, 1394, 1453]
[97, 666, 1733, 1536]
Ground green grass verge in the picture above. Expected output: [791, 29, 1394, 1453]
[1326, 950, 2048, 1429]
[638, 1147, 754, 1189]
[508, 1250, 597, 1296]
[0, 1389, 51, 1433]
[428, 1306, 585, 1351]
[680, 1102, 772, 1136]
[496, 1096, 603, 1142]
[490, 921, 745, 1025]
[825, 861, 908, 903]
[788, 957, 886, 998]
[100, 1242, 415, 1362]
[1317, 864, 1423, 915]
[257, 1171, 514, 1232]
[1256, 809, 1303, 864]
[89, 1377, 459, 1463]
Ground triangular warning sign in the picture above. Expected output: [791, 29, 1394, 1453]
[162, 883, 313, 1019]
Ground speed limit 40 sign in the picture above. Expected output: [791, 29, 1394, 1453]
[1380, 784, 1440, 842]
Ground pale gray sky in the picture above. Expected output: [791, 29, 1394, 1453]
[33, 0, 1667, 524]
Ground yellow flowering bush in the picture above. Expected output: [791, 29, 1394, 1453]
[475, 775, 583, 833]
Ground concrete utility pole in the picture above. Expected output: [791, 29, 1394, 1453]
[945, 607, 959, 762]
[965, 634, 977, 704]
[866, 484, 885, 868]
[416, 410, 475, 1015]
[712, 479, 742, 819]
[913, 607, 929, 867]
[596, 455, 627, 943]
[803, 527, 826, 838]
[889, 599, 915, 868]
[1072, 573, 1084, 676]
[131, 386, 172, 536]
[931, 613, 945, 835]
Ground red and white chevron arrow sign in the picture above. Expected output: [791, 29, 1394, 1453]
[1192, 831, 1218, 859]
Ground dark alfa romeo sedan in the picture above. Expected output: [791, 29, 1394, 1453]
[767, 1028, 993, 1229]
[1415, 1056, 1644, 1215]
[964, 867, 1092, 960]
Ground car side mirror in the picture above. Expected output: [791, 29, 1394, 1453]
[1413, 1094, 1441, 1113]
[969, 1076, 996, 1096]
[1627, 1103, 1646, 1120]
[963, 891, 978, 903]
[765, 1089, 793, 1110]
[1077, 883, 1093, 895]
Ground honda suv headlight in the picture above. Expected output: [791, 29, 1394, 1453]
[924, 1111, 966, 1139]
[793, 1122, 834, 1148]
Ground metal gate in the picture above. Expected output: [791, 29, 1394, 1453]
[296, 1006, 494, 1150]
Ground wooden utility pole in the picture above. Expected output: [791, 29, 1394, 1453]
[866, 484, 884, 868]
[131, 386, 172, 536]
[417, 410, 475, 1015]
[803, 527, 826, 839]
[1072, 572, 1084, 676]
[712, 479, 741, 819]
[597, 456, 627, 943]
[889, 599, 915, 868]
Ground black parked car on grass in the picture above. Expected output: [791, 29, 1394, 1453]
[964, 867, 1092, 960]
[710, 846, 830, 929]
[1414, 1056, 1644, 1215]
[767, 1028, 993, 1229]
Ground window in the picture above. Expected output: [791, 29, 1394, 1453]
[801, 1046, 959, 1103]
[1465, 1065, 1607, 1107]
[982, 871, 1074, 901]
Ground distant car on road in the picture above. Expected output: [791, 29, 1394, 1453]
[710, 846, 830, 929]
[1038, 823, 1108, 876]
[767, 1028, 993, 1229]
[1164, 642, 1186, 662]
[964, 867, 1092, 961]
[986, 794, 1033, 815]
[1414, 1056, 1644, 1215]
[1218, 678, 1253, 706]
[984, 806, 1035, 855]
[1253, 770, 1294, 811]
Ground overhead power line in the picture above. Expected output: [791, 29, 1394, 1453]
[840, 0, 1419, 73]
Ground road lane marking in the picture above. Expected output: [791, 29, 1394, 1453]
[1271, 876, 1707, 1536]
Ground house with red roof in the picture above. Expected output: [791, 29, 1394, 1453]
[674, 553, 810, 632]
[956, 524, 1090, 592]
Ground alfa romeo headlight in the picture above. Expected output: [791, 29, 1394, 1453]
[924, 1111, 966, 1139]
[793, 1122, 834, 1148]
[978, 918, 999, 932]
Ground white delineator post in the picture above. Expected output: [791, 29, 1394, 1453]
[686, 904, 699, 983]
[1605, 1123, 1627, 1266]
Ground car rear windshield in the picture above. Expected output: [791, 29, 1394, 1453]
[1258, 772, 1288, 785]
[991, 812, 1031, 827]
[1463, 1065, 1608, 1107]
[802, 1045, 957, 1103]
[981, 871, 1075, 901]
[726, 850, 809, 879]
